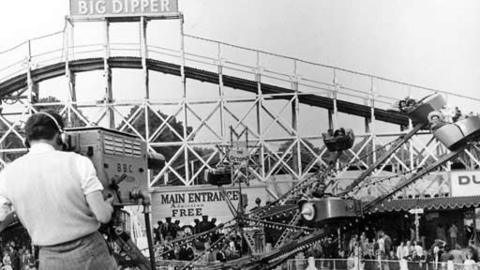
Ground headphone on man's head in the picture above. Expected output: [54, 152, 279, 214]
[24, 111, 67, 148]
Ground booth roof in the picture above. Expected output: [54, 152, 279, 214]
[366, 195, 480, 213]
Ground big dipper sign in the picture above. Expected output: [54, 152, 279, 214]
[70, 0, 179, 19]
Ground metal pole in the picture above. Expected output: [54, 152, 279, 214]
[141, 16, 149, 99]
[255, 52, 265, 180]
[143, 204, 156, 269]
[370, 78, 376, 164]
[26, 40, 33, 104]
[332, 69, 338, 131]
[103, 19, 114, 128]
[292, 60, 301, 178]
[140, 16, 152, 187]
[472, 207, 478, 245]
[64, 19, 77, 126]
[328, 110, 334, 130]
[217, 43, 225, 140]
[179, 14, 190, 185]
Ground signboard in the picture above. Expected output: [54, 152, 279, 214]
[69, 0, 179, 19]
[450, 170, 480, 197]
[229, 142, 249, 165]
[408, 208, 424, 215]
[151, 184, 269, 226]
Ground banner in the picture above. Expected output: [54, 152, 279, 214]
[450, 170, 480, 197]
[70, 0, 179, 19]
[151, 184, 269, 226]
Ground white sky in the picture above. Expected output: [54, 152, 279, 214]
[1, 0, 479, 95]
[0, 0, 479, 137]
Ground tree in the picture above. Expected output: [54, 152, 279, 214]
[122, 106, 217, 185]
[35, 96, 88, 127]
[276, 139, 324, 174]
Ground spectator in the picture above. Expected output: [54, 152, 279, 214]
[172, 220, 181, 239]
[448, 224, 458, 249]
[463, 250, 475, 270]
[202, 242, 215, 264]
[396, 241, 408, 270]
[453, 107, 462, 122]
[154, 221, 163, 244]
[209, 218, 217, 230]
[413, 241, 424, 259]
[199, 216, 210, 233]
[8, 246, 19, 270]
[305, 256, 318, 270]
[2, 251, 11, 270]
[193, 219, 200, 234]
[216, 247, 226, 262]
[162, 217, 173, 240]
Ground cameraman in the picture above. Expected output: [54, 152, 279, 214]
[0, 111, 116, 270]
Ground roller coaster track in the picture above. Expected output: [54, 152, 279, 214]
[0, 56, 409, 126]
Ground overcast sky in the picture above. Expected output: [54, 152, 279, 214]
[1, 0, 479, 95]
[0, 0, 479, 134]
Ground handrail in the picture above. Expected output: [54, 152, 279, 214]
[184, 34, 480, 103]
[0, 29, 478, 106]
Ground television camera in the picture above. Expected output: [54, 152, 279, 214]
[64, 127, 165, 270]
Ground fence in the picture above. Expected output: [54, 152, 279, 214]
[285, 258, 476, 270]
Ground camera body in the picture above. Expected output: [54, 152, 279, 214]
[64, 127, 148, 205]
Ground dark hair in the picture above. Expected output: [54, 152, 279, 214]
[25, 110, 64, 143]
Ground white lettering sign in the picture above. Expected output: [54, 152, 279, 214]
[450, 171, 480, 197]
[70, 0, 178, 19]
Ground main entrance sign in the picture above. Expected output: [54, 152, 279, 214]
[151, 184, 269, 225]
[70, 0, 179, 19]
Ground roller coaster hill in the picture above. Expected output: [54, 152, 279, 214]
[0, 5, 480, 270]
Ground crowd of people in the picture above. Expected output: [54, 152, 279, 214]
[153, 216, 219, 244]
[153, 215, 247, 263]
[291, 227, 480, 270]
[0, 241, 35, 270]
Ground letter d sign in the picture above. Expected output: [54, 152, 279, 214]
[458, 176, 470, 185]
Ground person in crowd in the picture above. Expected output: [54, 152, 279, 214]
[0, 111, 116, 270]
[294, 252, 305, 270]
[193, 219, 200, 234]
[428, 111, 447, 130]
[154, 221, 163, 244]
[199, 216, 210, 233]
[437, 225, 447, 242]
[185, 243, 195, 261]
[463, 250, 475, 270]
[413, 241, 424, 259]
[452, 107, 462, 122]
[2, 251, 11, 269]
[388, 250, 399, 270]
[448, 224, 458, 249]
[163, 240, 175, 260]
[209, 218, 217, 230]
[348, 244, 364, 270]
[172, 220, 181, 239]
[349, 234, 358, 255]
[396, 241, 409, 270]
[8, 246, 19, 270]
[305, 256, 318, 270]
[382, 231, 393, 255]
[173, 244, 181, 260]
[251, 198, 262, 212]
[216, 246, 226, 262]
[360, 233, 368, 254]
[202, 242, 215, 264]
[162, 217, 173, 241]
